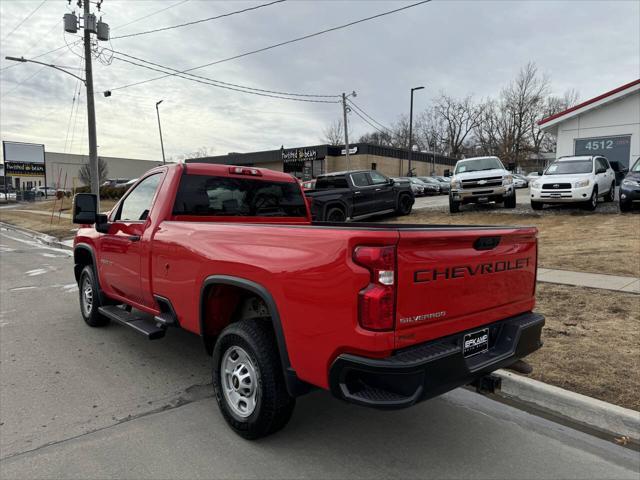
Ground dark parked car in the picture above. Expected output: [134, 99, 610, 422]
[418, 176, 446, 195]
[620, 157, 640, 212]
[306, 170, 414, 221]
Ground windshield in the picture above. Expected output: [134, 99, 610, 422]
[455, 157, 504, 174]
[632, 158, 640, 173]
[545, 160, 592, 175]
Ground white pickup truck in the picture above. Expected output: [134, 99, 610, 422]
[448, 156, 516, 213]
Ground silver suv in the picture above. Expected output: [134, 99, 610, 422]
[449, 156, 515, 213]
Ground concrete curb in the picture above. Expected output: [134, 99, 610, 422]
[494, 369, 640, 441]
[0, 221, 73, 251]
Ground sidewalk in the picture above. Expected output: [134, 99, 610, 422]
[538, 268, 640, 294]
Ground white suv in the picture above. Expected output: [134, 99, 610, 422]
[530, 155, 616, 211]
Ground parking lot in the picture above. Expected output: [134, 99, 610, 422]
[1, 227, 638, 479]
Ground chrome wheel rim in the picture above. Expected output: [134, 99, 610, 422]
[221, 346, 258, 418]
[81, 276, 93, 317]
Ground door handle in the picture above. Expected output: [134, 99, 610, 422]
[375, 188, 382, 191]
[128, 235, 141, 242]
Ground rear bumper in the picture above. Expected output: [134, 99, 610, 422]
[329, 312, 544, 409]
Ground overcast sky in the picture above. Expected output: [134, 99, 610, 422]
[1, 0, 639, 162]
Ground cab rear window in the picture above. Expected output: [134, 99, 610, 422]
[173, 174, 307, 217]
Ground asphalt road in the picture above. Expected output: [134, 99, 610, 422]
[1, 226, 638, 479]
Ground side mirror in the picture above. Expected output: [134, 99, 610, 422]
[73, 193, 98, 224]
[388, 178, 395, 185]
[444, 169, 451, 177]
[537, 170, 543, 176]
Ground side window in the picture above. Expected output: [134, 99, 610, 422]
[596, 158, 606, 172]
[369, 171, 389, 185]
[115, 174, 162, 221]
[350, 172, 370, 187]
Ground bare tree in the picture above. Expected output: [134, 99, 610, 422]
[530, 88, 579, 154]
[184, 146, 214, 160]
[79, 157, 108, 186]
[433, 94, 482, 158]
[322, 119, 345, 146]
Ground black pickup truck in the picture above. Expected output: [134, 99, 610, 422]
[305, 170, 414, 221]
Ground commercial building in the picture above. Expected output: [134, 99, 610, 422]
[539, 79, 640, 170]
[191, 143, 457, 179]
[1, 144, 163, 191]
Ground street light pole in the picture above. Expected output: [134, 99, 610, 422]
[82, 0, 100, 211]
[407, 85, 424, 177]
[155, 100, 166, 164]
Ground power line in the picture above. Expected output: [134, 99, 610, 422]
[111, 0, 285, 40]
[110, 54, 339, 104]
[347, 98, 393, 133]
[2, 0, 48, 42]
[108, 48, 339, 98]
[349, 106, 390, 137]
[112, 0, 190, 31]
[64, 74, 83, 152]
[108, 0, 431, 91]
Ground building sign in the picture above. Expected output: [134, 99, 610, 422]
[340, 146, 358, 155]
[5, 162, 45, 176]
[574, 135, 631, 168]
[281, 147, 318, 163]
[2, 141, 46, 177]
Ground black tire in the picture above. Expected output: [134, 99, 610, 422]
[620, 200, 632, 212]
[583, 187, 598, 211]
[504, 191, 516, 209]
[396, 194, 413, 216]
[449, 196, 460, 214]
[531, 201, 543, 210]
[78, 265, 109, 327]
[604, 183, 615, 202]
[326, 206, 346, 222]
[213, 319, 295, 440]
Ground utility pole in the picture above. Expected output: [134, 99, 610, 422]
[341, 91, 356, 171]
[407, 85, 424, 177]
[155, 100, 166, 164]
[342, 93, 351, 171]
[82, 0, 100, 211]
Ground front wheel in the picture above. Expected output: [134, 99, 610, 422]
[504, 191, 516, 209]
[396, 194, 413, 216]
[531, 201, 543, 210]
[583, 187, 598, 211]
[213, 319, 295, 440]
[620, 200, 632, 212]
[79, 265, 109, 327]
[604, 183, 615, 202]
[449, 196, 460, 213]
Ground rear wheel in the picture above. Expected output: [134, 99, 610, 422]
[449, 196, 460, 214]
[583, 187, 598, 211]
[396, 194, 413, 216]
[604, 183, 615, 202]
[531, 201, 543, 210]
[213, 319, 295, 439]
[79, 265, 109, 327]
[504, 190, 516, 208]
[326, 206, 346, 222]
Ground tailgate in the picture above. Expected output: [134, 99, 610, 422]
[395, 227, 537, 349]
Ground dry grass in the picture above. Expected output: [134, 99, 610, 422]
[0, 199, 119, 240]
[527, 283, 640, 410]
[388, 209, 640, 277]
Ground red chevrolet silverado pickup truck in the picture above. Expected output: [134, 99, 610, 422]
[72, 163, 544, 439]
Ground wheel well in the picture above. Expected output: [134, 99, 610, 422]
[325, 202, 346, 216]
[73, 247, 93, 283]
[201, 284, 271, 353]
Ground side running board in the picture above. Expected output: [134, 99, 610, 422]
[98, 306, 166, 340]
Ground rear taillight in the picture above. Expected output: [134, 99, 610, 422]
[353, 245, 396, 331]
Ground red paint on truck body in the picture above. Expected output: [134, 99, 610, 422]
[74, 163, 539, 391]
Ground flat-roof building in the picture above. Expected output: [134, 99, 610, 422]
[190, 143, 457, 180]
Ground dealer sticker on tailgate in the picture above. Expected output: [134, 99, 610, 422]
[463, 328, 489, 357]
